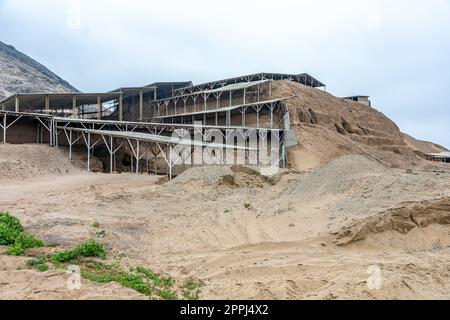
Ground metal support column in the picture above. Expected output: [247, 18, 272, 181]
[139, 90, 143, 121]
[69, 130, 73, 159]
[87, 132, 91, 172]
[119, 93, 123, 121]
[97, 96, 102, 120]
[136, 140, 140, 174]
[15, 96, 19, 112]
[110, 136, 113, 173]
[2, 114, 6, 143]
[72, 95, 77, 118]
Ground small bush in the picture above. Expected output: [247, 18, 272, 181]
[51, 249, 79, 263]
[0, 212, 45, 253]
[75, 240, 106, 259]
[36, 264, 49, 272]
[182, 277, 202, 300]
[7, 244, 25, 256]
[15, 233, 44, 248]
[119, 274, 151, 295]
[162, 276, 174, 287]
[160, 289, 178, 300]
[0, 224, 19, 245]
[0, 212, 23, 233]
[51, 240, 106, 263]
[184, 277, 201, 291]
[26, 258, 45, 267]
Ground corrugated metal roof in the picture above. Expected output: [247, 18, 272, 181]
[203, 79, 270, 94]
[155, 97, 292, 119]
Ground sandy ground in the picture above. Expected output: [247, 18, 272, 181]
[1, 144, 450, 299]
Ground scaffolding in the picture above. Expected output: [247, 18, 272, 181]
[1, 110, 287, 179]
[171, 72, 326, 96]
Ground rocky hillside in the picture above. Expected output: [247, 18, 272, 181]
[270, 81, 448, 170]
[0, 41, 78, 100]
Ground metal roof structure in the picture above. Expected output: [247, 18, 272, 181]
[154, 97, 292, 119]
[172, 72, 325, 96]
[342, 95, 370, 99]
[425, 152, 450, 158]
[57, 127, 255, 151]
[150, 79, 271, 105]
[52, 116, 284, 132]
[109, 86, 157, 95]
[194, 79, 270, 95]
[0, 92, 122, 111]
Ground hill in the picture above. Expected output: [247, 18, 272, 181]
[270, 81, 448, 170]
[0, 41, 78, 100]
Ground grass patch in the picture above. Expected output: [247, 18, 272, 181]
[1, 212, 201, 299]
[25, 257, 49, 272]
[0, 212, 45, 255]
[51, 240, 106, 263]
[7, 244, 25, 256]
[36, 264, 49, 272]
[51, 249, 79, 263]
[182, 277, 203, 300]
[81, 262, 179, 299]
[75, 240, 106, 259]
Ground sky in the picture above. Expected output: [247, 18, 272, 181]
[0, 0, 449, 148]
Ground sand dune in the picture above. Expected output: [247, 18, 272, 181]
[1, 144, 450, 299]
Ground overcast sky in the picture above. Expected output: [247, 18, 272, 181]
[0, 0, 449, 147]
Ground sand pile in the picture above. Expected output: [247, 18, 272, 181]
[288, 155, 387, 195]
[165, 165, 286, 191]
[167, 166, 233, 185]
[0, 144, 80, 180]
[334, 197, 450, 246]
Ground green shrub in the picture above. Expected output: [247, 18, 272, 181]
[75, 240, 106, 259]
[51, 249, 79, 263]
[36, 264, 49, 272]
[184, 277, 201, 290]
[119, 274, 151, 295]
[160, 289, 178, 300]
[0, 212, 45, 253]
[0, 223, 19, 245]
[51, 240, 106, 263]
[7, 244, 25, 256]
[83, 272, 114, 283]
[26, 258, 45, 267]
[15, 233, 44, 248]
[0, 212, 23, 233]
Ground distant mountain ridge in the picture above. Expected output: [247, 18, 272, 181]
[0, 41, 78, 100]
